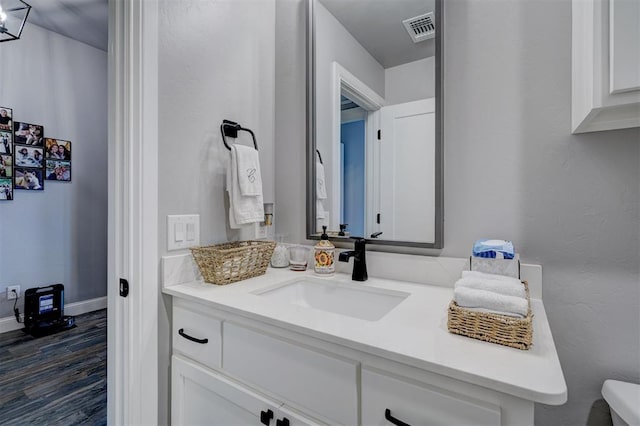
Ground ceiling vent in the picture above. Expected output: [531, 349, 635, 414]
[403, 12, 435, 43]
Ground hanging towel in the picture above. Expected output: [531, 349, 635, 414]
[234, 144, 263, 196]
[316, 161, 327, 200]
[226, 146, 264, 228]
[316, 199, 326, 219]
[454, 277, 526, 299]
[454, 287, 529, 318]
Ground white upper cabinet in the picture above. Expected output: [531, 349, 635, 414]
[572, 0, 640, 133]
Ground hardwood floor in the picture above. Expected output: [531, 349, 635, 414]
[0, 309, 107, 425]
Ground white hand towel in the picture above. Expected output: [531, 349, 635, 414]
[457, 307, 527, 318]
[226, 147, 264, 228]
[316, 161, 327, 200]
[455, 277, 526, 299]
[234, 144, 263, 196]
[316, 199, 326, 219]
[454, 287, 529, 318]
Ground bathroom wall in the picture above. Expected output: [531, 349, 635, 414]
[385, 57, 435, 105]
[0, 23, 108, 318]
[157, 0, 276, 423]
[274, 0, 640, 424]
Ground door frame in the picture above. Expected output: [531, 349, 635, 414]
[330, 62, 384, 235]
[107, 0, 159, 424]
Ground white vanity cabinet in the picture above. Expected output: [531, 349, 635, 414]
[572, 0, 640, 133]
[170, 297, 538, 426]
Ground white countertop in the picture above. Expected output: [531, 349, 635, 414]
[163, 267, 567, 406]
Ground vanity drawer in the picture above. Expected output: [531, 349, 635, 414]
[223, 322, 358, 426]
[362, 367, 501, 426]
[173, 305, 222, 370]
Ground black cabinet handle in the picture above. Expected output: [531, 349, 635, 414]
[276, 417, 289, 426]
[385, 409, 410, 426]
[178, 328, 208, 344]
[260, 409, 274, 425]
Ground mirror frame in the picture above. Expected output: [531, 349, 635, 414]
[306, 0, 443, 249]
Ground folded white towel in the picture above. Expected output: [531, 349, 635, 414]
[454, 287, 529, 318]
[316, 161, 327, 200]
[458, 307, 527, 319]
[226, 147, 264, 228]
[234, 144, 263, 196]
[462, 270, 521, 283]
[455, 277, 526, 299]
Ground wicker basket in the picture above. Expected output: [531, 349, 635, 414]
[191, 240, 276, 285]
[447, 281, 533, 350]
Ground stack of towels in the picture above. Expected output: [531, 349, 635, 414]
[454, 271, 528, 318]
[226, 144, 264, 228]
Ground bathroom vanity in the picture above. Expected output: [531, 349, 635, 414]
[163, 254, 566, 426]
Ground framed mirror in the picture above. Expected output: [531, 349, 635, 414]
[307, 0, 443, 248]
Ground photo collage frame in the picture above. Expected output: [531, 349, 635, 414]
[0, 105, 73, 202]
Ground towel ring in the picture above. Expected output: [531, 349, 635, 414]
[220, 119, 258, 151]
[316, 149, 323, 164]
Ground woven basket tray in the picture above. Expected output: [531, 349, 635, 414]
[447, 281, 533, 350]
[191, 240, 276, 285]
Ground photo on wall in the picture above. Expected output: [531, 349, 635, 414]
[15, 145, 44, 168]
[0, 177, 12, 200]
[0, 130, 12, 155]
[14, 122, 44, 147]
[0, 106, 12, 131]
[45, 138, 71, 160]
[1, 154, 13, 177]
[45, 160, 71, 182]
[14, 167, 44, 191]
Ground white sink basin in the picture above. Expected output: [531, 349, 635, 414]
[253, 278, 410, 321]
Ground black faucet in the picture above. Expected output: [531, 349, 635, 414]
[338, 237, 368, 281]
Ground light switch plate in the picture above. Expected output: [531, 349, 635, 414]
[168, 215, 200, 251]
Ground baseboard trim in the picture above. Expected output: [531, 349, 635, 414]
[0, 296, 107, 334]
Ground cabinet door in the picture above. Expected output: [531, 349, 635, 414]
[172, 355, 280, 426]
[362, 368, 500, 426]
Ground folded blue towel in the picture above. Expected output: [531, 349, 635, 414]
[472, 239, 515, 259]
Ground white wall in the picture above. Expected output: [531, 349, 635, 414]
[275, 0, 640, 424]
[315, 1, 385, 230]
[0, 23, 108, 318]
[385, 57, 435, 105]
[158, 0, 276, 423]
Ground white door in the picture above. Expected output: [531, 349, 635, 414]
[107, 0, 159, 424]
[172, 356, 322, 426]
[379, 98, 435, 243]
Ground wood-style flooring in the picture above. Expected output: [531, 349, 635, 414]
[0, 309, 107, 425]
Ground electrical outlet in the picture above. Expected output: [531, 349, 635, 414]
[7, 285, 20, 300]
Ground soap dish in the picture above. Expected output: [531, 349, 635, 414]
[447, 281, 533, 350]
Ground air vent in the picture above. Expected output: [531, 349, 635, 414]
[403, 12, 435, 43]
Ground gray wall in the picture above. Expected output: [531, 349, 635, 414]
[158, 0, 276, 423]
[0, 23, 108, 318]
[275, 0, 640, 424]
[385, 57, 436, 105]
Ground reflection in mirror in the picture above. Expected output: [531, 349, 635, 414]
[309, 0, 443, 248]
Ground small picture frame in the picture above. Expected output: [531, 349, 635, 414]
[14, 122, 44, 147]
[0, 177, 13, 200]
[0, 130, 12, 155]
[0, 106, 12, 132]
[0, 154, 13, 177]
[45, 138, 71, 160]
[14, 167, 44, 191]
[45, 160, 71, 182]
[15, 145, 44, 168]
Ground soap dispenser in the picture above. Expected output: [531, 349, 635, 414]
[314, 226, 335, 275]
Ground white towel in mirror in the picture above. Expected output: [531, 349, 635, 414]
[316, 161, 327, 200]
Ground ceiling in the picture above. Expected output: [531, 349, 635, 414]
[24, 0, 108, 51]
[320, 0, 435, 68]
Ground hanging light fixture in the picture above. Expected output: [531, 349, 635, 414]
[0, 0, 31, 42]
